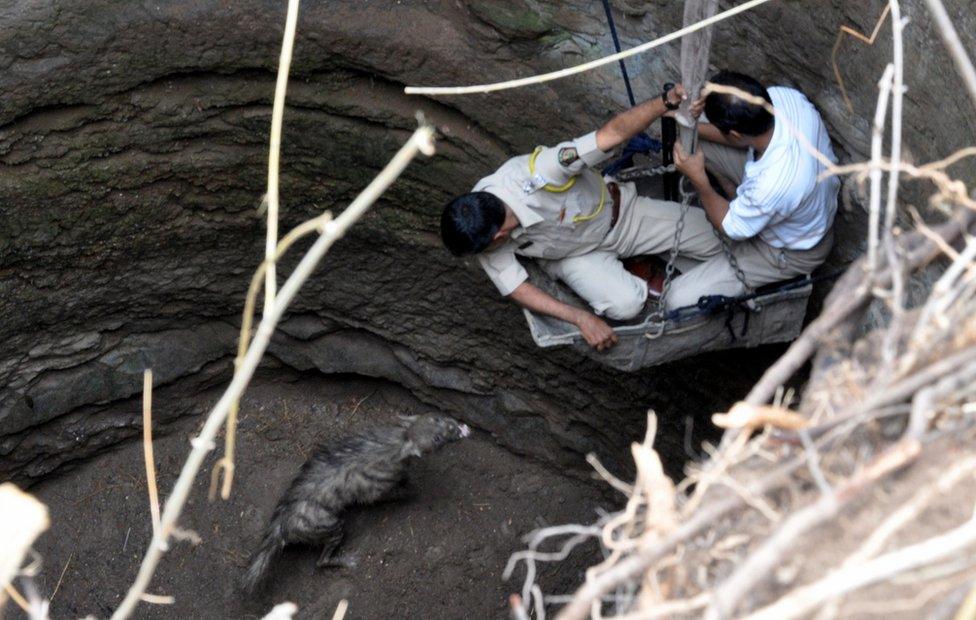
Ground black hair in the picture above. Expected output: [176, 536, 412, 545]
[703, 71, 774, 136]
[440, 192, 506, 256]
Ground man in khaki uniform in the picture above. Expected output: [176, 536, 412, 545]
[441, 82, 724, 351]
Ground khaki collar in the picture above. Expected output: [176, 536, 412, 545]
[488, 188, 543, 228]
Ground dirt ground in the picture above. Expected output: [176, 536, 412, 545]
[24, 373, 613, 619]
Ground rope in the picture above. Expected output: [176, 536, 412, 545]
[527, 147, 608, 222]
[404, 0, 777, 96]
[599, 0, 637, 106]
[595, 1, 663, 178]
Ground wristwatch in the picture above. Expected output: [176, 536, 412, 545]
[662, 82, 680, 110]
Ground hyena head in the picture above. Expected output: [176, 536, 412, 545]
[400, 413, 471, 456]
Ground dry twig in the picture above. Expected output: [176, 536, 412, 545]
[142, 369, 162, 541]
[744, 505, 976, 620]
[703, 438, 921, 619]
[923, 0, 976, 111]
[831, 4, 891, 113]
[214, 0, 302, 503]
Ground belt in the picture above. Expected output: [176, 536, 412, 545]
[607, 181, 621, 230]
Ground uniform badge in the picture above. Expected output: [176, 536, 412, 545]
[558, 147, 579, 166]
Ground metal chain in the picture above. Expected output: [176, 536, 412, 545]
[645, 179, 693, 339]
[656, 187, 693, 314]
[614, 163, 678, 181]
[613, 138, 752, 335]
[713, 229, 752, 293]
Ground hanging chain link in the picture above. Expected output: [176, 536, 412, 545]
[644, 178, 693, 339]
[714, 229, 752, 294]
[610, 133, 754, 337]
[657, 184, 693, 314]
[613, 163, 678, 181]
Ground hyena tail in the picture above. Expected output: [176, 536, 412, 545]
[241, 516, 288, 593]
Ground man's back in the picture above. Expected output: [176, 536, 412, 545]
[724, 87, 840, 250]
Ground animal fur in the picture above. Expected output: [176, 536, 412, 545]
[241, 413, 470, 592]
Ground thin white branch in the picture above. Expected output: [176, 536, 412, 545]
[744, 512, 976, 620]
[867, 64, 895, 272]
[404, 0, 776, 96]
[0, 485, 49, 595]
[923, 0, 976, 111]
[884, 0, 905, 236]
[109, 126, 435, 620]
[141, 370, 162, 542]
[265, 0, 302, 312]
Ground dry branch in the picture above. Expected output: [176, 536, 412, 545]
[0, 484, 49, 611]
[265, 0, 302, 313]
[215, 0, 302, 502]
[744, 507, 976, 620]
[923, 0, 976, 111]
[831, 4, 891, 113]
[142, 369, 162, 540]
[712, 402, 809, 432]
[703, 438, 921, 619]
[867, 64, 895, 271]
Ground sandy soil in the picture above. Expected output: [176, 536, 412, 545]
[25, 373, 613, 619]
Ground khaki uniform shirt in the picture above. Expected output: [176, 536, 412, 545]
[475, 131, 614, 296]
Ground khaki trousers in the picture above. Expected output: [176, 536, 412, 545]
[665, 135, 833, 309]
[541, 185, 721, 320]
[541, 136, 833, 319]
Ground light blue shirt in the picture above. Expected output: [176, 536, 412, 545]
[722, 87, 840, 250]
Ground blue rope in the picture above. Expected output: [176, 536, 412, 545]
[663, 269, 848, 323]
[599, 0, 636, 107]
[598, 0, 661, 176]
[602, 134, 662, 176]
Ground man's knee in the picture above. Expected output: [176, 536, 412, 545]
[666, 271, 746, 312]
[664, 284, 704, 313]
[601, 289, 646, 321]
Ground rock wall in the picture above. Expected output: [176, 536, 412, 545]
[1, 0, 973, 482]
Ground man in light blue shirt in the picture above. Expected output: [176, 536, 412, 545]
[670, 70, 840, 309]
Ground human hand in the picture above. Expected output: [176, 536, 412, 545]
[689, 95, 706, 120]
[667, 83, 687, 109]
[673, 142, 706, 183]
[575, 311, 619, 351]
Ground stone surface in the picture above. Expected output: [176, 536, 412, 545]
[0, 0, 973, 482]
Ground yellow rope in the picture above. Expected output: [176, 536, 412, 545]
[571, 182, 607, 223]
[527, 147, 607, 223]
[528, 147, 576, 192]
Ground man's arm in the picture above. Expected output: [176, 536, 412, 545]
[509, 281, 619, 351]
[595, 85, 685, 152]
[673, 142, 729, 230]
[696, 122, 740, 148]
